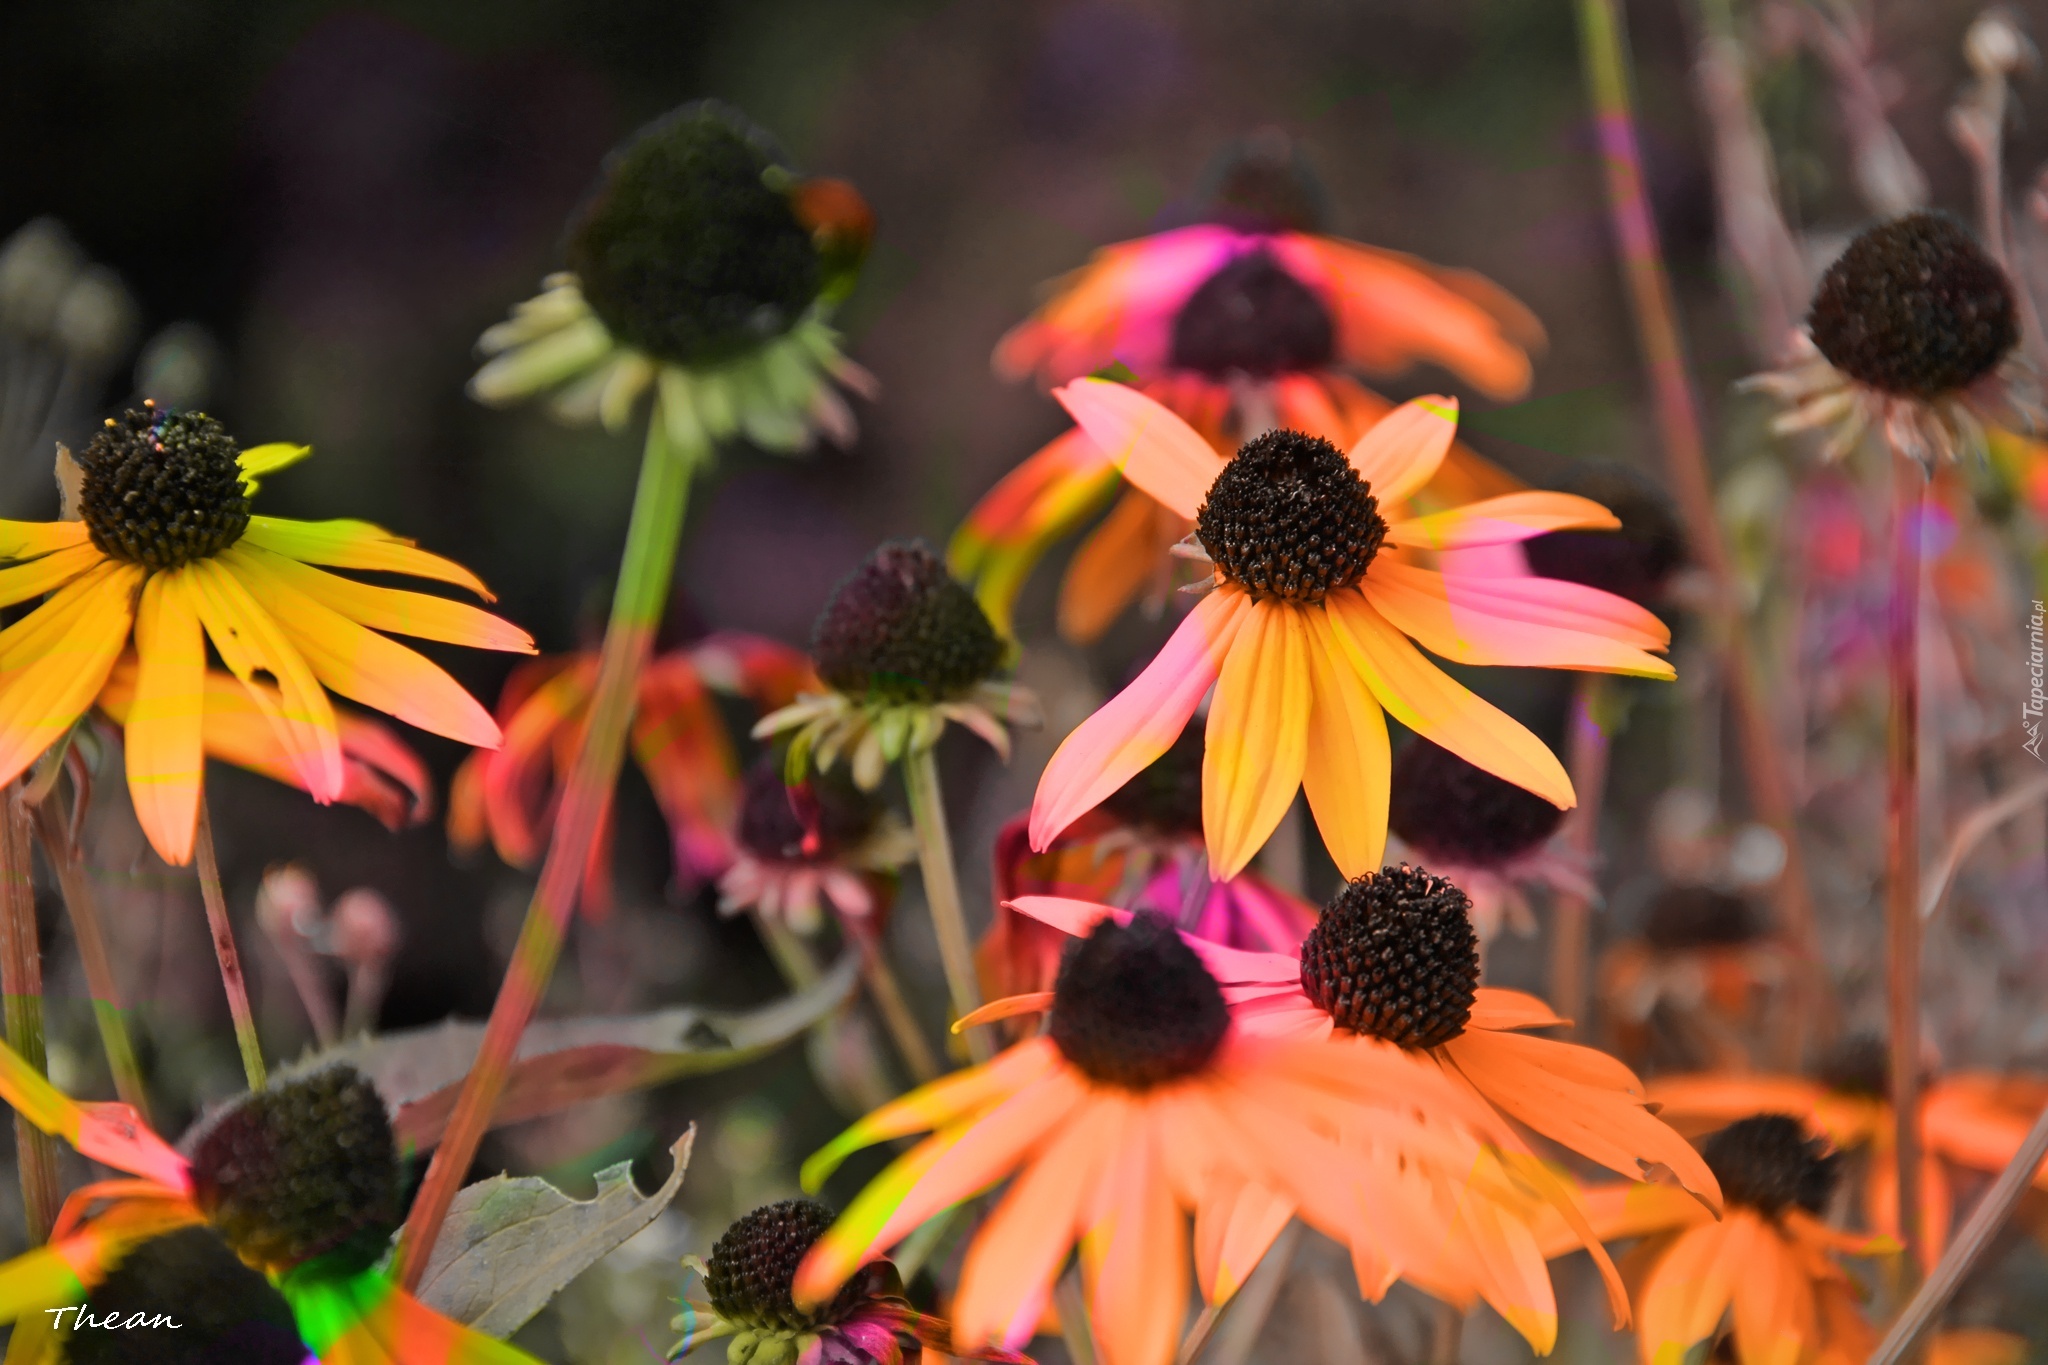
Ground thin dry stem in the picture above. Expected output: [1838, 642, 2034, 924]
[1887, 451, 1926, 1281]
[0, 786, 58, 1242]
[195, 801, 265, 1091]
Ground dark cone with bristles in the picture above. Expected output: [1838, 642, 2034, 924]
[77, 404, 249, 570]
[1051, 911, 1230, 1089]
[1197, 429, 1386, 601]
[1701, 1115, 1840, 1218]
[1522, 462, 1685, 607]
[706, 1199, 838, 1333]
[186, 1065, 403, 1276]
[72, 1227, 305, 1365]
[811, 541, 1005, 704]
[736, 752, 879, 862]
[1299, 864, 1480, 1048]
[1817, 1033, 1890, 1100]
[1808, 212, 2018, 400]
[1170, 252, 1336, 380]
[569, 101, 822, 367]
[1388, 738, 1565, 868]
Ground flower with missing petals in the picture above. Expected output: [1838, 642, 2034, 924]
[718, 755, 916, 934]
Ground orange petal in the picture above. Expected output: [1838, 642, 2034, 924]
[240, 515, 496, 599]
[1364, 560, 1674, 678]
[1325, 588, 1574, 807]
[1468, 988, 1569, 1032]
[1390, 491, 1620, 550]
[1057, 488, 1172, 645]
[1637, 1218, 1745, 1365]
[1192, 1178, 1293, 1307]
[1030, 587, 1249, 850]
[1203, 601, 1311, 880]
[1052, 378, 1225, 520]
[1298, 604, 1390, 878]
[124, 570, 208, 866]
[1079, 1104, 1185, 1365]
[1729, 1222, 1816, 1365]
[1346, 395, 1459, 506]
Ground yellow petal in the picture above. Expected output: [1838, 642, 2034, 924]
[228, 546, 532, 652]
[125, 570, 208, 865]
[235, 441, 312, 491]
[1299, 605, 1390, 879]
[0, 543, 103, 610]
[1346, 394, 1458, 506]
[0, 564, 137, 788]
[1325, 588, 1573, 808]
[240, 515, 494, 599]
[185, 557, 343, 800]
[0, 522, 90, 563]
[1052, 378, 1225, 520]
[1203, 601, 1311, 880]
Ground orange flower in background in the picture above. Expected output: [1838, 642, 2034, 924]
[449, 632, 815, 917]
[1028, 381, 1674, 880]
[0, 405, 531, 866]
[794, 911, 1615, 1365]
[1541, 1116, 1883, 1365]
[1650, 1037, 2048, 1269]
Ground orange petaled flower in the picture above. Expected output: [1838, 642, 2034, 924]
[449, 632, 815, 917]
[1598, 885, 1801, 1074]
[0, 405, 531, 866]
[793, 909, 1634, 1365]
[1027, 381, 1674, 880]
[1650, 1038, 2048, 1268]
[1542, 1116, 1884, 1365]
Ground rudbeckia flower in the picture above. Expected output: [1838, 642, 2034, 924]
[1746, 212, 2039, 467]
[470, 102, 874, 464]
[0, 1046, 536, 1364]
[1544, 1116, 1883, 1365]
[670, 1198, 1029, 1365]
[1028, 381, 1675, 880]
[448, 632, 813, 917]
[0, 404, 531, 866]
[793, 910, 1620, 1365]
[718, 755, 916, 935]
[756, 542, 1039, 789]
[1650, 1036, 2048, 1269]
[955, 135, 1538, 641]
[1385, 738, 1593, 944]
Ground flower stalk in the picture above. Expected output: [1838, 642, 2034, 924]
[1887, 449, 1926, 1277]
[848, 917, 941, 1083]
[902, 745, 990, 1064]
[0, 785, 59, 1241]
[1547, 676, 1611, 1035]
[395, 416, 698, 1289]
[195, 801, 265, 1092]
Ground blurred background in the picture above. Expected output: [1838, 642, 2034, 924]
[7, 1, 2048, 1360]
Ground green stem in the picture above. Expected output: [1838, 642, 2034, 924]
[195, 802, 265, 1092]
[31, 795, 149, 1120]
[853, 925, 940, 1083]
[752, 910, 823, 990]
[902, 745, 989, 1064]
[0, 786, 59, 1241]
[395, 414, 697, 1290]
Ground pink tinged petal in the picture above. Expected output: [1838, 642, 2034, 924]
[1365, 561, 1674, 679]
[1051, 378, 1225, 519]
[1299, 605, 1391, 879]
[1389, 491, 1621, 550]
[1425, 567, 1671, 650]
[1004, 895, 1121, 937]
[0, 564, 138, 789]
[1346, 395, 1459, 506]
[239, 515, 497, 599]
[798, 1135, 959, 1308]
[233, 547, 534, 652]
[1203, 602, 1311, 881]
[1030, 588, 1249, 851]
[124, 570, 208, 866]
[1324, 589, 1574, 808]
[186, 557, 345, 800]
[71, 1102, 192, 1192]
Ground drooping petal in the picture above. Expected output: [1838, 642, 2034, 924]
[1448, 1155, 1558, 1353]
[1389, 492, 1620, 550]
[287, 1270, 542, 1365]
[1030, 587, 1249, 851]
[1004, 895, 1120, 938]
[1346, 395, 1459, 506]
[993, 226, 1237, 384]
[0, 1039, 189, 1190]
[0, 563, 139, 789]
[1299, 604, 1390, 879]
[235, 549, 533, 652]
[1728, 1223, 1816, 1365]
[1324, 588, 1573, 807]
[124, 569, 208, 865]
[241, 516, 496, 599]
[1363, 560, 1674, 678]
[1416, 568, 1671, 650]
[1079, 1103, 1185, 1365]
[1052, 378, 1226, 520]
[1203, 602, 1311, 880]
[632, 661, 740, 882]
[1636, 1217, 1748, 1365]
[951, 428, 1122, 637]
[1058, 488, 1176, 645]
[1191, 1177, 1293, 1307]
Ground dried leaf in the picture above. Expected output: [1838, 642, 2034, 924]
[281, 952, 858, 1152]
[417, 1127, 694, 1337]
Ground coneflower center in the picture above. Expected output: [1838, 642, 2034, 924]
[568, 101, 822, 368]
[1101, 723, 1205, 838]
[77, 405, 249, 571]
[73, 1227, 305, 1365]
[736, 756, 877, 863]
[1051, 911, 1230, 1089]
[706, 1199, 838, 1333]
[1170, 250, 1335, 379]
[811, 540, 1005, 705]
[187, 1065, 403, 1275]
[1196, 429, 1387, 602]
[1808, 212, 2018, 400]
[1387, 739, 1564, 868]
[1298, 864, 1479, 1049]
[1816, 1034, 1890, 1101]
[1700, 1115, 1841, 1218]
[1641, 885, 1762, 952]
[1521, 463, 1685, 607]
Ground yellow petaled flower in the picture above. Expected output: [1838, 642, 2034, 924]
[0, 404, 532, 866]
[470, 102, 875, 464]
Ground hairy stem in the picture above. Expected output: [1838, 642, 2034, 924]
[0, 787, 58, 1241]
[195, 802, 265, 1092]
[395, 415, 696, 1289]
[902, 745, 989, 1064]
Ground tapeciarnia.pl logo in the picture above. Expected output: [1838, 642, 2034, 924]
[2026, 600, 2046, 762]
